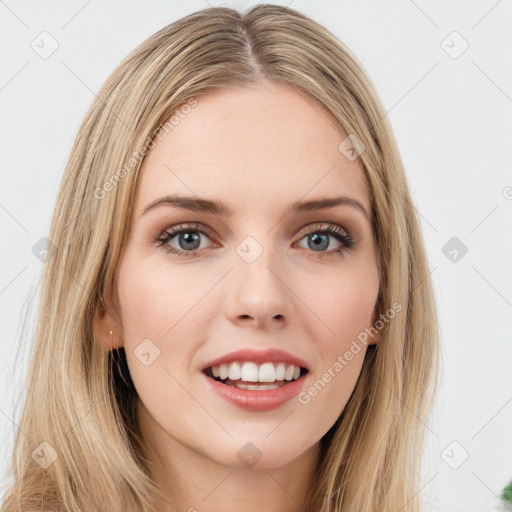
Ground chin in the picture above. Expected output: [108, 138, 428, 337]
[204, 436, 312, 471]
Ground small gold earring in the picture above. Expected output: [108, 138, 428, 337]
[108, 330, 113, 335]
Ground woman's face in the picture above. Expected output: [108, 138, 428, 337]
[109, 81, 380, 471]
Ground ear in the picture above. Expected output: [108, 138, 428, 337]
[93, 289, 124, 352]
[367, 308, 383, 346]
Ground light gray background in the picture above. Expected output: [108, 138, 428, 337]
[1, 1, 511, 510]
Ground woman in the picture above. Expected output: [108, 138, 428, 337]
[1, 4, 439, 511]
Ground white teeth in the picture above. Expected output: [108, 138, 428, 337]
[258, 362, 276, 382]
[275, 362, 286, 380]
[219, 364, 229, 380]
[284, 364, 295, 381]
[209, 361, 304, 383]
[241, 362, 259, 382]
[234, 382, 280, 390]
[228, 362, 241, 380]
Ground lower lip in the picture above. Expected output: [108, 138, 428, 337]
[201, 371, 307, 412]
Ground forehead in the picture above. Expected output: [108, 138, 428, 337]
[135, 81, 370, 216]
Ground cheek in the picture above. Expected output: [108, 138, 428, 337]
[116, 257, 204, 417]
[295, 267, 376, 412]
[115, 256, 216, 391]
[303, 264, 378, 347]
[298, 346, 366, 444]
[296, 271, 374, 422]
[116, 254, 207, 339]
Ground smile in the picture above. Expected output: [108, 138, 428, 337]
[202, 362, 309, 411]
[203, 361, 308, 389]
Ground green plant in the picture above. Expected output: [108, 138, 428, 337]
[501, 479, 512, 505]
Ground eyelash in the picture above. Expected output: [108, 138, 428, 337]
[154, 222, 355, 259]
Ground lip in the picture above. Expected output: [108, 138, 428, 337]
[200, 348, 310, 372]
[200, 370, 308, 411]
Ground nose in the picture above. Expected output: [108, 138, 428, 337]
[223, 251, 289, 329]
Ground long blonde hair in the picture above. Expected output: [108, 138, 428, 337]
[1, 4, 439, 511]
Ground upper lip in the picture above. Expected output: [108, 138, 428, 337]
[201, 348, 310, 372]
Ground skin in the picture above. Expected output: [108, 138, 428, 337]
[94, 80, 381, 512]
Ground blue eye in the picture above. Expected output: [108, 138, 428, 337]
[154, 222, 355, 258]
[154, 223, 214, 257]
[295, 223, 354, 256]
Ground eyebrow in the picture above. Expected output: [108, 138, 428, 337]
[141, 194, 370, 221]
